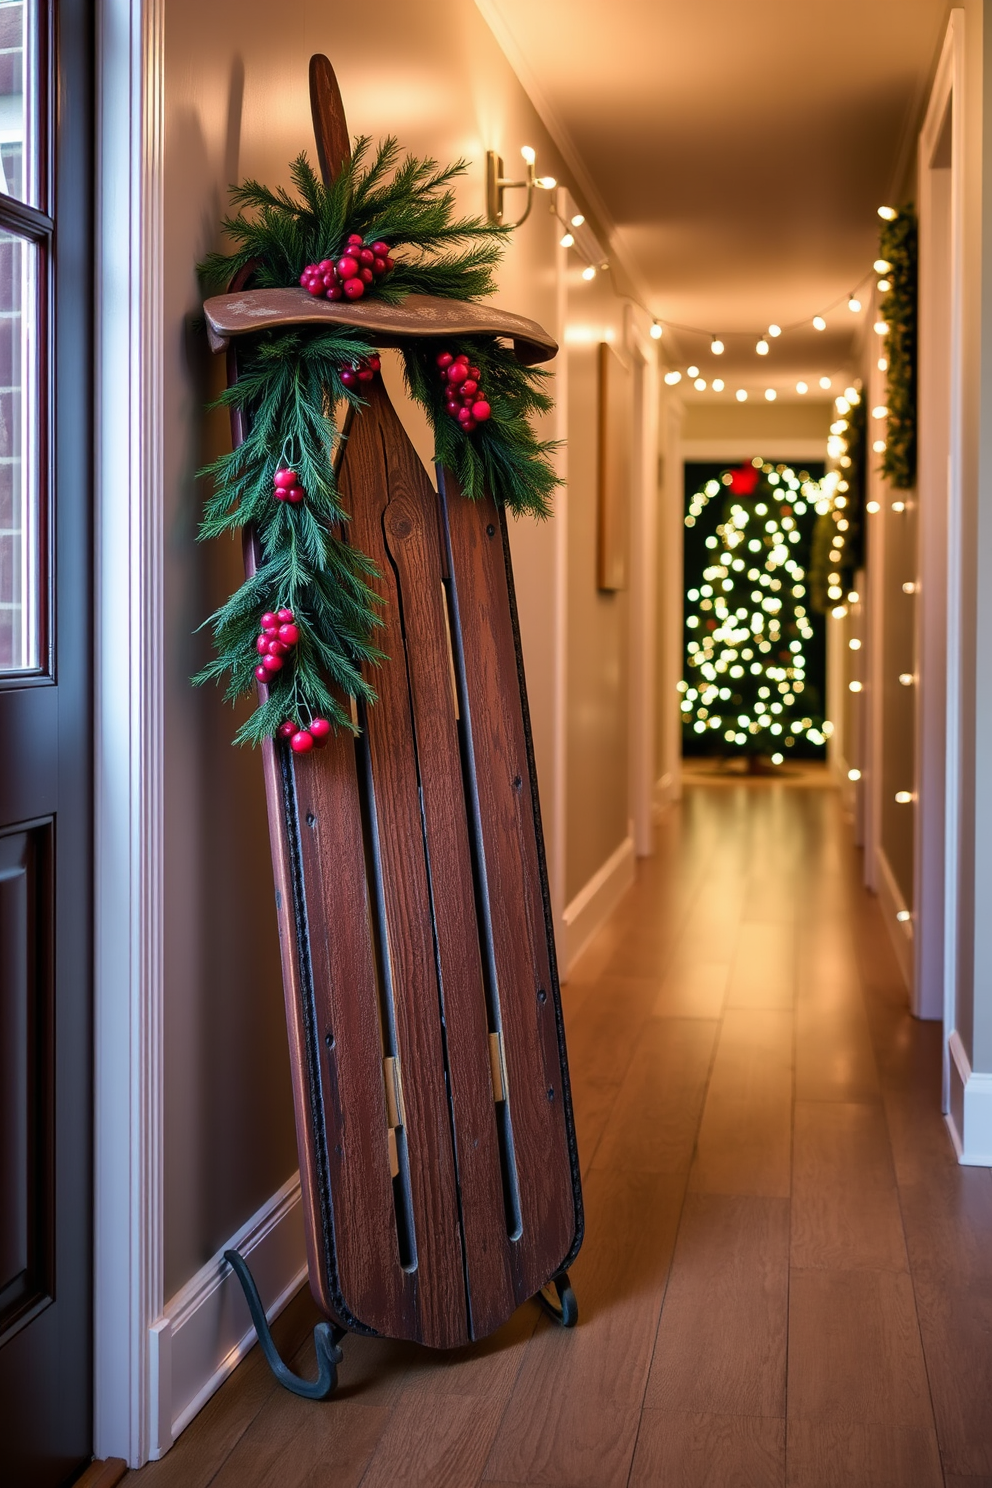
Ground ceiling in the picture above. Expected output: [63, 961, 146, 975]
[479, 0, 947, 397]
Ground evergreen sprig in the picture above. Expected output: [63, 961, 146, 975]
[879, 209, 917, 489]
[197, 140, 560, 745]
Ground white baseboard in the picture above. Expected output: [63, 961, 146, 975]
[148, 1172, 307, 1458]
[946, 1030, 992, 1166]
[653, 771, 678, 820]
[562, 835, 635, 974]
[875, 846, 913, 994]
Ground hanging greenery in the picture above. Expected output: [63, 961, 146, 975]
[878, 208, 917, 490]
[196, 142, 560, 747]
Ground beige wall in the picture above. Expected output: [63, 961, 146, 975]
[682, 398, 833, 444]
[163, 1, 642, 1294]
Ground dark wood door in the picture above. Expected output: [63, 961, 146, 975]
[0, 3, 93, 1483]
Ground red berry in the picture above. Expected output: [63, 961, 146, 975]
[369, 355, 381, 371]
[255, 663, 269, 683]
[309, 717, 331, 742]
[447, 363, 468, 384]
[300, 271, 312, 288]
[278, 623, 299, 646]
[458, 405, 473, 423]
[287, 485, 305, 504]
[322, 274, 337, 290]
[461, 379, 478, 398]
[256, 635, 269, 655]
[472, 401, 491, 422]
[290, 730, 314, 754]
[262, 653, 284, 673]
[446, 402, 461, 416]
[371, 241, 389, 256]
[261, 611, 278, 631]
[372, 257, 386, 276]
[277, 608, 294, 623]
[306, 280, 325, 296]
[327, 286, 343, 301]
[346, 233, 363, 248]
[461, 416, 477, 432]
[343, 278, 365, 299]
[267, 639, 288, 656]
[318, 259, 334, 272]
[469, 366, 481, 379]
[278, 720, 297, 740]
[273, 487, 287, 501]
[384, 256, 395, 271]
[341, 367, 357, 387]
[359, 267, 373, 285]
[336, 256, 359, 280]
[456, 354, 470, 364]
[274, 468, 296, 489]
[357, 368, 374, 382]
[359, 248, 374, 267]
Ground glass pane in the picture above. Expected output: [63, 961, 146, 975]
[0, 230, 39, 672]
[0, 1, 37, 207]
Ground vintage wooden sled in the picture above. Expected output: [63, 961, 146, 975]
[206, 56, 583, 1398]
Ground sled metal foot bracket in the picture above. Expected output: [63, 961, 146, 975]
[224, 1248, 344, 1400]
[535, 1270, 578, 1328]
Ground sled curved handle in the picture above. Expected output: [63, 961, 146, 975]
[310, 54, 351, 187]
[224, 1248, 344, 1401]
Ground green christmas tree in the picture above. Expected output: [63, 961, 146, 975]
[680, 460, 828, 761]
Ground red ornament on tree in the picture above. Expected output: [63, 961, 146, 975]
[728, 465, 760, 496]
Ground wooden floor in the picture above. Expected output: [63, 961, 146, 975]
[128, 770, 992, 1488]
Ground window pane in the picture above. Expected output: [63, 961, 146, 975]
[0, 1, 37, 208]
[0, 229, 39, 672]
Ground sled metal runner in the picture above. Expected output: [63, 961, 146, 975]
[211, 54, 582, 1391]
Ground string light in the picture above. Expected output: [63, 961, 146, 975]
[819, 377, 832, 389]
[796, 381, 808, 394]
[694, 377, 706, 391]
[768, 324, 781, 337]
[571, 213, 585, 226]
[711, 338, 724, 354]
[813, 316, 826, 331]
[559, 232, 574, 248]
[581, 265, 596, 281]
[756, 339, 769, 355]
[736, 389, 748, 402]
[688, 365, 700, 377]
[848, 296, 862, 312]
[896, 909, 911, 922]
[874, 258, 892, 273]
[849, 768, 862, 780]
[664, 369, 682, 385]
[765, 389, 776, 401]
[895, 790, 913, 802]
[650, 322, 663, 339]
[878, 205, 898, 220]
[712, 378, 725, 391]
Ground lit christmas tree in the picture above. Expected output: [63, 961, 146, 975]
[680, 459, 828, 762]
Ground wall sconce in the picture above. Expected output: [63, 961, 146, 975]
[486, 146, 557, 227]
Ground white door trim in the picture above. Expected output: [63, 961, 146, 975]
[626, 312, 659, 857]
[93, 0, 165, 1465]
[916, 12, 965, 1069]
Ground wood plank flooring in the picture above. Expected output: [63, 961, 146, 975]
[126, 768, 992, 1487]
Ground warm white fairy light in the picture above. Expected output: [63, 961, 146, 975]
[768, 324, 781, 337]
[756, 339, 769, 355]
[895, 790, 913, 802]
[813, 316, 826, 331]
[848, 296, 862, 312]
[736, 389, 748, 401]
[796, 381, 808, 394]
[571, 213, 585, 226]
[874, 258, 892, 273]
[878, 205, 898, 221]
[711, 338, 724, 355]
[581, 265, 596, 280]
[896, 910, 911, 922]
[849, 768, 862, 780]
[559, 232, 574, 248]
[819, 376, 832, 389]
[765, 389, 776, 401]
[688, 365, 700, 377]
[650, 322, 663, 339]
[694, 377, 706, 390]
[664, 369, 682, 385]
[712, 378, 725, 391]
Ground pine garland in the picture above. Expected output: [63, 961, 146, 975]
[879, 209, 917, 489]
[196, 141, 561, 745]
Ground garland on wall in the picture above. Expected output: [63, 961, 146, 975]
[196, 142, 560, 748]
[878, 208, 917, 490]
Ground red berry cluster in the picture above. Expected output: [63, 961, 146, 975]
[341, 353, 381, 390]
[277, 717, 331, 754]
[273, 467, 306, 504]
[254, 609, 299, 683]
[300, 234, 394, 303]
[436, 351, 491, 433]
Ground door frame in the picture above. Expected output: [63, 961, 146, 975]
[915, 14, 965, 1060]
[92, 0, 166, 1465]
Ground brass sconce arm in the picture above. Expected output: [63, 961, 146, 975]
[486, 147, 557, 227]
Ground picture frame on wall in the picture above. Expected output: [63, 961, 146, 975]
[597, 341, 632, 591]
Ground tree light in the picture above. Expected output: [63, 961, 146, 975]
[756, 339, 769, 355]
[650, 322, 663, 339]
[796, 381, 808, 394]
[711, 338, 724, 355]
[736, 389, 748, 402]
[874, 321, 888, 335]
[878, 205, 898, 220]
[877, 280, 891, 293]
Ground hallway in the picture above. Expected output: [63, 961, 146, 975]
[127, 772, 991, 1488]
